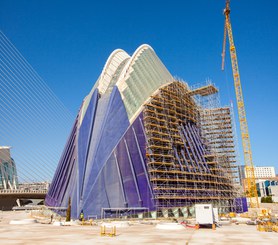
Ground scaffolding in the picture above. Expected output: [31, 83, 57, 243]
[200, 107, 242, 212]
[143, 81, 241, 213]
[194, 81, 242, 212]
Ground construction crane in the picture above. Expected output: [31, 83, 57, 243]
[221, 0, 259, 208]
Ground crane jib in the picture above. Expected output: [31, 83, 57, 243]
[221, 0, 259, 208]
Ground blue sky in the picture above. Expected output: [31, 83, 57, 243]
[1, 0, 278, 172]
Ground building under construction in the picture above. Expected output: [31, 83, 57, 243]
[46, 44, 244, 219]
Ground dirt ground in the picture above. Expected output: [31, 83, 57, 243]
[0, 211, 277, 244]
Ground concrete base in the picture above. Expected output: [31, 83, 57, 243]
[1, 211, 278, 244]
[9, 218, 37, 225]
[156, 223, 184, 230]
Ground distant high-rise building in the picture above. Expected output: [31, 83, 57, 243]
[0, 146, 18, 190]
[254, 166, 276, 179]
[238, 165, 277, 197]
[238, 165, 276, 182]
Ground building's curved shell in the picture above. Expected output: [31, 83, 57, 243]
[116, 44, 173, 121]
[46, 45, 241, 218]
[46, 45, 173, 217]
[80, 44, 173, 124]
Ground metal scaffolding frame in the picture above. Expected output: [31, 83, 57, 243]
[143, 81, 241, 213]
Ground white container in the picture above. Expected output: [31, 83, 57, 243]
[213, 208, 219, 222]
[195, 204, 214, 225]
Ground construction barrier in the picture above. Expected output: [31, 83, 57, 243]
[100, 225, 116, 237]
[272, 225, 278, 232]
[257, 222, 274, 232]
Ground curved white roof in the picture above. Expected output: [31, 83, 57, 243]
[80, 44, 174, 123]
[115, 44, 173, 121]
[97, 49, 130, 94]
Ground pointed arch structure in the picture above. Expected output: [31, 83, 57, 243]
[46, 45, 241, 218]
[46, 45, 173, 218]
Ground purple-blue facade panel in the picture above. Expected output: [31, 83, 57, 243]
[116, 138, 139, 207]
[126, 128, 148, 207]
[82, 171, 109, 218]
[113, 114, 155, 211]
[235, 197, 248, 213]
[70, 180, 78, 218]
[180, 149, 191, 172]
[82, 87, 130, 205]
[53, 141, 76, 201]
[181, 124, 202, 173]
[82, 153, 124, 218]
[77, 89, 99, 201]
[132, 116, 155, 208]
[48, 117, 78, 197]
[179, 128, 197, 173]
[174, 147, 185, 171]
[52, 133, 76, 188]
[190, 124, 205, 154]
[114, 152, 127, 205]
[59, 157, 76, 203]
[185, 123, 208, 173]
[189, 123, 210, 173]
[125, 139, 143, 204]
[46, 115, 79, 208]
[103, 155, 126, 209]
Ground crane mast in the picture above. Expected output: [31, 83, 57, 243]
[222, 0, 259, 208]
